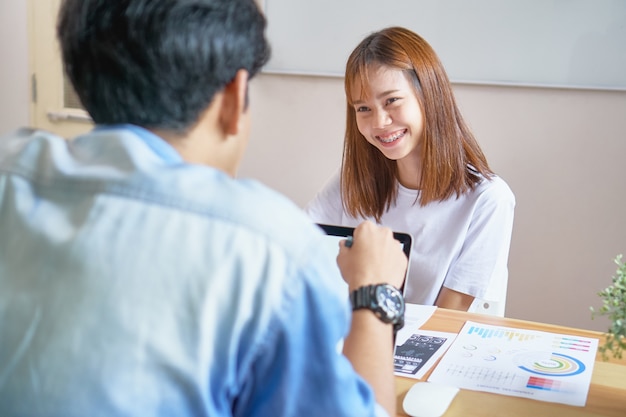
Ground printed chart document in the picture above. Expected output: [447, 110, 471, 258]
[428, 321, 599, 407]
[393, 305, 455, 379]
[394, 329, 457, 379]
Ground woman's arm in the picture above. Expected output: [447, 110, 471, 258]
[435, 286, 474, 311]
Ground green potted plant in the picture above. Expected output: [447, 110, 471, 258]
[591, 254, 626, 360]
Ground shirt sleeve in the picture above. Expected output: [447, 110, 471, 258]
[443, 177, 516, 301]
[233, 240, 383, 417]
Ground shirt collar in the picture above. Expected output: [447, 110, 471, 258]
[93, 124, 184, 165]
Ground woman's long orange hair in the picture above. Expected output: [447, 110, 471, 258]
[342, 27, 493, 221]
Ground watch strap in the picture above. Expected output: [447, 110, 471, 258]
[350, 284, 405, 332]
[350, 285, 374, 311]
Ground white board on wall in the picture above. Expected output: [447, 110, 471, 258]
[262, 0, 626, 90]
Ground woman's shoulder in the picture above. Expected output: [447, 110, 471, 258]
[304, 169, 343, 219]
[474, 174, 516, 205]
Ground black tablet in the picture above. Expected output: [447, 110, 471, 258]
[315, 223, 412, 293]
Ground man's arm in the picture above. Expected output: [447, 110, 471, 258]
[336, 221, 408, 417]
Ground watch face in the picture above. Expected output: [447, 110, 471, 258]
[375, 284, 405, 320]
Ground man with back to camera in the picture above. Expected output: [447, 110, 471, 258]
[0, 1, 408, 416]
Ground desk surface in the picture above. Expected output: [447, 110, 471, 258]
[394, 308, 626, 417]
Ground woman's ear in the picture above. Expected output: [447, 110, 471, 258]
[219, 69, 249, 136]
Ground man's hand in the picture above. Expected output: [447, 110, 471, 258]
[336, 221, 408, 292]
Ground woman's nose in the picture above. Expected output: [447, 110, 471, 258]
[373, 109, 392, 128]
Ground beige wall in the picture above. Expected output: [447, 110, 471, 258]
[0, 2, 29, 135]
[244, 74, 626, 332]
[2, 5, 625, 332]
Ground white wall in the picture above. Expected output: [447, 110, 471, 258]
[0, 2, 29, 135]
[244, 74, 626, 332]
[3, 5, 625, 332]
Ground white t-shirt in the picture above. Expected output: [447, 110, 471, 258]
[306, 171, 515, 312]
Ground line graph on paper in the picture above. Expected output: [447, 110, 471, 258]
[443, 364, 529, 385]
[428, 321, 598, 407]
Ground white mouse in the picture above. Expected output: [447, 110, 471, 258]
[402, 382, 459, 417]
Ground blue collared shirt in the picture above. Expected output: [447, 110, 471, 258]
[0, 125, 386, 417]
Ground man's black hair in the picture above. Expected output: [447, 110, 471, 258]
[57, 0, 270, 133]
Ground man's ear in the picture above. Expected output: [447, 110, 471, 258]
[219, 69, 249, 136]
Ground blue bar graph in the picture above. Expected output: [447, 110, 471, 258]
[468, 325, 537, 342]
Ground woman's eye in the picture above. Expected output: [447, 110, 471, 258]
[355, 106, 369, 113]
[386, 97, 400, 105]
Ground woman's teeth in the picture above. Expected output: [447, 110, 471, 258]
[377, 130, 406, 143]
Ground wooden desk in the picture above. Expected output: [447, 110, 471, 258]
[395, 308, 626, 417]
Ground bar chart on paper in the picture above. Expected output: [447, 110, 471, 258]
[428, 321, 598, 406]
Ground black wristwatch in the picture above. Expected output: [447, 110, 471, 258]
[350, 284, 405, 332]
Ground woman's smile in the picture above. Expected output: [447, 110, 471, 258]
[376, 128, 407, 145]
